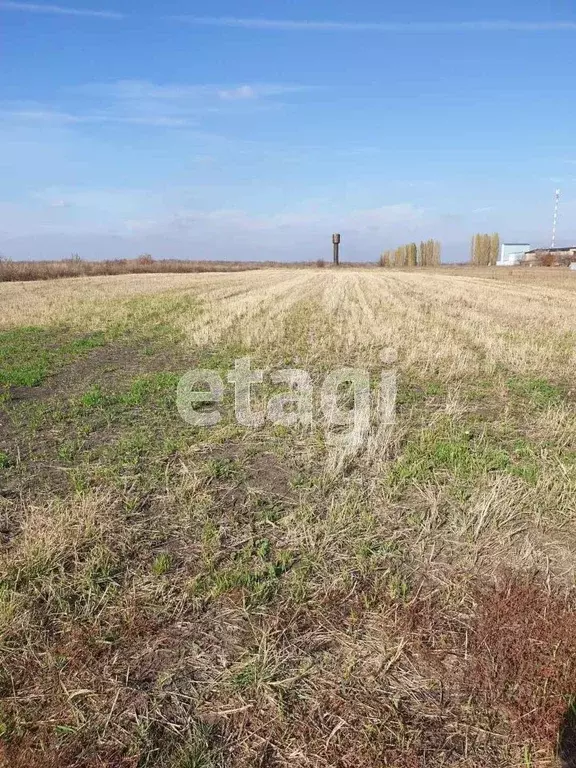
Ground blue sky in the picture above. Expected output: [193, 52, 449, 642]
[2, 0, 576, 262]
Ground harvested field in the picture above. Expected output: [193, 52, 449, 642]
[1, 268, 576, 767]
[0, 258, 302, 283]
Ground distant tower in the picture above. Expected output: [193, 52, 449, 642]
[552, 188, 561, 248]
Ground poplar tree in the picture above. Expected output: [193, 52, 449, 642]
[432, 239, 441, 266]
[471, 233, 501, 266]
[379, 240, 442, 267]
[489, 233, 500, 266]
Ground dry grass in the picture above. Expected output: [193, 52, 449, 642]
[0, 257, 313, 283]
[1, 268, 576, 766]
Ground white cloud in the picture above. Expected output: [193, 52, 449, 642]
[0, 1, 123, 19]
[86, 81, 213, 100]
[82, 80, 311, 100]
[0, 81, 310, 130]
[0, 194, 426, 241]
[0, 108, 190, 127]
[33, 186, 161, 214]
[0, 109, 81, 123]
[174, 16, 576, 33]
[218, 85, 258, 101]
[0, 201, 430, 261]
[0, 194, 560, 263]
[152, 202, 426, 238]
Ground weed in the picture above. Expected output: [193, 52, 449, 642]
[79, 385, 108, 408]
[204, 457, 243, 480]
[152, 553, 173, 576]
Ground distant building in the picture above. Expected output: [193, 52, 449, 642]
[524, 246, 576, 266]
[496, 243, 530, 266]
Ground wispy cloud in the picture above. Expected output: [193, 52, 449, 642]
[71, 80, 308, 123]
[0, 108, 190, 127]
[218, 85, 258, 101]
[167, 203, 426, 234]
[0, 2, 123, 19]
[173, 16, 576, 33]
[0, 81, 309, 130]
[81, 80, 311, 100]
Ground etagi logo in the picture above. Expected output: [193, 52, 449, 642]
[176, 356, 396, 455]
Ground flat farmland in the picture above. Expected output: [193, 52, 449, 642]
[2, 268, 576, 767]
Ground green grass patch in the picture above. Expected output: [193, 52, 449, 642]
[0, 327, 107, 391]
[75, 373, 180, 413]
[119, 372, 180, 407]
[506, 375, 562, 407]
[204, 457, 244, 481]
[389, 419, 511, 491]
[0, 327, 55, 388]
[191, 538, 294, 607]
[0, 292, 200, 397]
[152, 552, 173, 576]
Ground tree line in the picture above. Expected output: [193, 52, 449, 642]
[379, 240, 442, 268]
[378, 233, 502, 268]
[470, 233, 500, 266]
